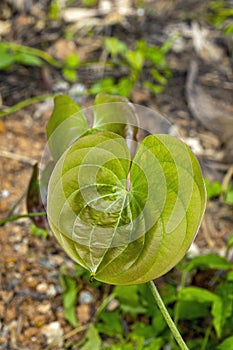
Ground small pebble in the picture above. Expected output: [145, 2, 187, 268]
[36, 282, 48, 293]
[53, 81, 69, 92]
[47, 284, 57, 297]
[187, 242, 200, 258]
[37, 303, 51, 314]
[107, 298, 119, 311]
[0, 189, 9, 198]
[78, 290, 93, 304]
[42, 322, 63, 347]
[184, 137, 203, 155]
[49, 255, 64, 266]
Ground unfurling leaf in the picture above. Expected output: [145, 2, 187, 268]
[26, 164, 48, 229]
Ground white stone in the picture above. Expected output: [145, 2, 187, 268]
[42, 322, 63, 347]
[36, 282, 49, 293]
[47, 284, 57, 297]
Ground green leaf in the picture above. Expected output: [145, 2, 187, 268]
[217, 336, 233, 350]
[125, 50, 144, 71]
[143, 338, 164, 350]
[175, 300, 210, 320]
[47, 129, 206, 285]
[93, 93, 138, 155]
[89, 77, 117, 95]
[96, 311, 123, 338]
[149, 69, 167, 85]
[104, 37, 127, 57]
[30, 224, 49, 238]
[178, 287, 223, 338]
[114, 285, 147, 316]
[62, 68, 78, 82]
[81, 324, 101, 350]
[204, 178, 222, 199]
[65, 53, 80, 68]
[152, 312, 167, 336]
[227, 271, 233, 281]
[46, 95, 88, 161]
[182, 253, 233, 272]
[225, 188, 233, 205]
[0, 47, 15, 69]
[143, 81, 164, 94]
[117, 77, 135, 97]
[15, 52, 42, 66]
[131, 322, 155, 339]
[59, 271, 78, 327]
[215, 281, 233, 326]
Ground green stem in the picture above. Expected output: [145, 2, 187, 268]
[2, 42, 62, 68]
[174, 271, 188, 325]
[0, 94, 57, 118]
[201, 325, 212, 350]
[148, 280, 189, 350]
[94, 292, 115, 320]
[0, 212, 46, 226]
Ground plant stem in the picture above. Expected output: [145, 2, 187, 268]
[174, 271, 188, 325]
[0, 94, 57, 118]
[2, 42, 62, 68]
[0, 212, 46, 226]
[201, 325, 212, 350]
[148, 280, 189, 350]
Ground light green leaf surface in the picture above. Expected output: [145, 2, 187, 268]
[46, 95, 88, 161]
[0, 48, 15, 69]
[81, 324, 101, 350]
[183, 253, 233, 272]
[217, 336, 233, 350]
[93, 93, 138, 151]
[47, 130, 206, 285]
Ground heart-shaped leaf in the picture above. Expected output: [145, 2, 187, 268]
[47, 131, 206, 285]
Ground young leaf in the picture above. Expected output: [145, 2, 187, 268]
[104, 37, 127, 57]
[59, 271, 78, 327]
[81, 324, 101, 350]
[182, 253, 233, 272]
[47, 130, 206, 285]
[204, 178, 222, 199]
[114, 285, 147, 316]
[94, 93, 138, 137]
[30, 224, 49, 238]
[46, 95, 88, 161]
[94, 93, 138, 156]
[26, 164, 48, 229]
[125, 50, 145, 71]
[96, 311, 123, 338]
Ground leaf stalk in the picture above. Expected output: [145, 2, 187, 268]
[148, 280, 189, 350]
